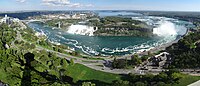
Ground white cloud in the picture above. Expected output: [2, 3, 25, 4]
[85, 4, 94, 7]
[16, 0, 26, 3]
[42, 0, 93, 8]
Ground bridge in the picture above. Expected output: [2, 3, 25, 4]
[21, 19, 51, 24]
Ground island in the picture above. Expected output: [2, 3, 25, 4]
[29, 13, 154, 37]
[89, 16, 153, 37]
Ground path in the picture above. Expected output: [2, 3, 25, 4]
[188, 80, 200, 86]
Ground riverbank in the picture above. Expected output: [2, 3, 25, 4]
[137, 27, 190, 56]
[97, 28, 190, 60]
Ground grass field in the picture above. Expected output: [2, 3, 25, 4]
[1, 63, 200, 86]
[66, 63, 200, 85]
[66, 63, 121, 83]
[174, 74, 200, 86]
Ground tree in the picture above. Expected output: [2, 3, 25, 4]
[156, 82, 167, 86]
[171, 72, 183, 83]
[53, 46, 59, 52]
[61, 59, 68, 68]
[70, 51, 80, 56]
[39, 54, 49, 64]
[141, 55, 148, 62]
[58, 48, 64, 53]
[131, 54, 141, 66]
[112, 57, 117, 68]
[155, 72, 168, 82]
[112, 58, 127, 69]
[48, 52, 57, 58]
[82, 82, 96, 86]
[70, 59, 74, 65]
[112, 80, 129, 86]
[30, 44, 36, 49]
[0, 23, 74, 85]
[134, 82, 146, 86]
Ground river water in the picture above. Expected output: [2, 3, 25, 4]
[28, 11, 194, 56]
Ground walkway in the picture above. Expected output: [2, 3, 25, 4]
[188, 80, 200, 86]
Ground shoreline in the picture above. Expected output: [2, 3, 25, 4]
[27, 21, 190, 59]
[87, 37, 180, 60]
[66, 33, 189, 60]
[136, 28, 189, 56]
[110, 39, 179, 60]
[98, 28, 190, 60]
[123, 27, 190, 59]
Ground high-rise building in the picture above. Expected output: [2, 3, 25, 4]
[5, 14, 7, 19]
[1, 14, 12, 24]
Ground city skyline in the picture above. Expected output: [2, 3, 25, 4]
[0, 0, 200, 12]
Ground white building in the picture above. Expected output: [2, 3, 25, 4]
[1, 15, 11, 24]
[1, 15, 20, 24]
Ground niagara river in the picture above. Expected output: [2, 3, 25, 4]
[27, 12, 194, 56]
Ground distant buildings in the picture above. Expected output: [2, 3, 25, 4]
[1, 14, 20, 24]
[42, 14, 71, 20]
[39, 12, 95, 20]
[1, 15, 11, 24]
[0, 15, 26, 30]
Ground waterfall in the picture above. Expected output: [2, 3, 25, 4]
[153, 21, 177, 36]
[67, 25, 97, 36]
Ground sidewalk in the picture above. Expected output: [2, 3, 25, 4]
[188, 80, 200, 86]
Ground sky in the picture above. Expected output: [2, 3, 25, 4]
[0, 0, 200, 12]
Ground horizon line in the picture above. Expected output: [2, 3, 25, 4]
[0, 9, 200, 13]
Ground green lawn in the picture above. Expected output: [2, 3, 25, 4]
[66, 63, 121, 83]
[174, 74, 200, 86]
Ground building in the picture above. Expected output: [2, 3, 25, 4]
[1, 15, 20, 24]
[150, 52, 169, 67]
[1, 15, 12, 24]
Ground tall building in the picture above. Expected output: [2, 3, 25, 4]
[5, 14, 7, 19]
[1, 14, 12, 24]
[1, 14, 19, 24]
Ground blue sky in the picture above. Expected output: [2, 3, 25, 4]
[0, 0, 200, 11]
